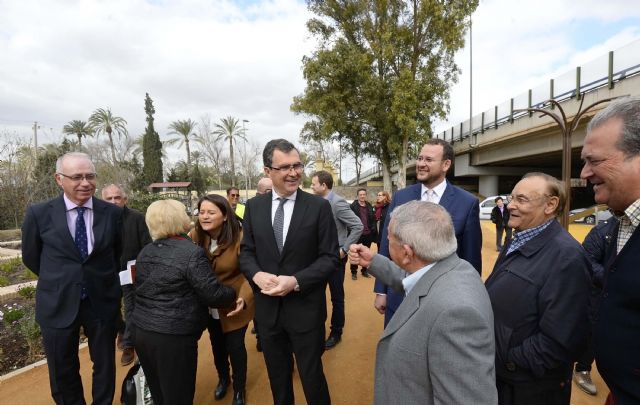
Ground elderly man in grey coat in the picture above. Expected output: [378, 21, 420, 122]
[349, 201, 497, 405]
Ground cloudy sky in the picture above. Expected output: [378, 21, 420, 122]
[2, 0, 640, 180]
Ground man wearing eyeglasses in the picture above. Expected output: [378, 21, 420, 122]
[373, 138, 482, 326]
[22, 152, 123, 405]
[484, 172, 591, 405]
[227, 186, 245, 220]
[240, 139, 338, 405]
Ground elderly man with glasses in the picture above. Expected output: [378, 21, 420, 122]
[484, 172, 591, 405]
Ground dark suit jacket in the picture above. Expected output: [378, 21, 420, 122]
[120, 206, 151, 271]
[22, 195, 123, 328]
[595, 221, 640, 403]
[374, 181, 482, 315]
[239, 189, 339, 331]
[490, 205, 510, 230]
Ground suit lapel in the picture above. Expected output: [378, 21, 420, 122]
[438, 181, 455, 208]
[50, 196, 83, 260]
[281, 189, 308, 257]
[91, 197, 105, 256]
[256, 194, 281, 256]
[381, 254, 459, 339]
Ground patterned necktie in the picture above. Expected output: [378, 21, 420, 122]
[75, 206, 88, 260]
[423, 189, 435, 203]
[273, 198, 287, 253]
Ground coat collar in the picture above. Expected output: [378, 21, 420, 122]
[381, 253, 461, 339]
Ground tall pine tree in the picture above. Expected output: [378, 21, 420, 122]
[142, 93, 163, 188]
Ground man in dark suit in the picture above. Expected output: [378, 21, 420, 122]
[490, 196, 512, 251]
[373, 138, 482, 326]
[22, 152, 123, 405]
[240, 139, 339, 405]
[349, 188, 376, 280]
[101, 183, 151, 366]
[580, 96, 640, 403]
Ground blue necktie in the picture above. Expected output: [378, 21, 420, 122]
[75, 207, 88, 260]
[273, 198, 287, 253]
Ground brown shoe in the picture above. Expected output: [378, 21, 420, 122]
[121, 347, 135, 366]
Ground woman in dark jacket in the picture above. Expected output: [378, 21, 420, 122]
[374, 191, 391, 246]
[133, 199, 236, 405]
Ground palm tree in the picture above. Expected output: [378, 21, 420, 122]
[212, 116, 246, 186]
[88, 108, 128, 163]
[62, 120, 93, 148]
[167, 118, 197, 167]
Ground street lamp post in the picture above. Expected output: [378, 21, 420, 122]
[242, 119, 250, 200]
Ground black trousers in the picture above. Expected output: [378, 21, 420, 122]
[207, 317, 248, 392]
[40, 298, 117, 405]
[497, 376, 571, 405]
[327, 256, 347, 337]
[115, 285, 135, 348]
[259, 309, 330, 405]
[134, 327, 200, 405]
[496, 226, 513, 249]
[350, 233, 373, 274]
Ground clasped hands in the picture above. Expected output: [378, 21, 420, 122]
[253, 271, 298, 296]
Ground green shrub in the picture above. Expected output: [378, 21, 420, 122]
[17, 307, 42, 362]
[18, 285, 36, 299]
[0, 257, 25, 275]
[0, 275, 9, 287]
[2, 303, 25, 325]
[23, 269, 38, 281]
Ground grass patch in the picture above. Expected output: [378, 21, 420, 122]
[0, 229, 20, 243]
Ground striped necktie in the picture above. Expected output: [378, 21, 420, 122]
[273, 198, 287, 252]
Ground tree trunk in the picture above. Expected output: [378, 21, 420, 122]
[185, 139, 191, 167]
[77, 134, 82, 148]
[382, 161, 392, 193]
[396, 136, 409, 190]
[107, 130, 117, 163]
[229, 138, 236, 186]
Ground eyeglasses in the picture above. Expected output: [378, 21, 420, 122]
[57, 173, 97, 182]
[506, 194, 551, 205]
[229, 194, 240, 197]
[269, 163, 304, 172]
[416, 156, 445, 164]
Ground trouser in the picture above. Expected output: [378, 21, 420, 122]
[350, 233, 373, 274]
[497, 376, 571, 405]
[115, 285, 135, 348]
[327, 256, 348, 337]
[134, 327, 200, 405]
[41, 298, 117, 405]
[496, 227, 513, 249]
[258, 310, 330, 405]
[207, 317, 248, 392]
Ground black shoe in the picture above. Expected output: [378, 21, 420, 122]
[325, 334, 341, 349]
[214, 378, 229, 400]
[256, 338, 262, 352]
[232, 390, 246, 405]
[361, 271, 371, 278]
[351, 273, 357, 280]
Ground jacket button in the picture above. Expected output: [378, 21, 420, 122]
[506, 362, 516, 372]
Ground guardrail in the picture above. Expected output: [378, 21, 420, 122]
[436, 39, 640, 143]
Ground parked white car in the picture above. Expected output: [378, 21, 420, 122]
[479, 195, 508, 220]
[569, 207, 613, 224]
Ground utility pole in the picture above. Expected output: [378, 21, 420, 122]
[32, 121, 40, 160]
[242, 119, 249, 200]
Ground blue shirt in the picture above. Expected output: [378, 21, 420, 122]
[506, 219, 555, 255]
[402, 262, 436, 295]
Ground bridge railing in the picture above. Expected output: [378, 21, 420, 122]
[437, 39, 640, 144]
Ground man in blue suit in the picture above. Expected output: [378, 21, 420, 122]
[22, 152, 123, 405]
[373, 138, 482, 326]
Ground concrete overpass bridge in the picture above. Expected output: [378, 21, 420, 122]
[349, 39, 640, 207]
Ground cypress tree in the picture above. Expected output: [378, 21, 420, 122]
[142, 93, 163, 187]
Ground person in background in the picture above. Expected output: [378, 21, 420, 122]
[485, 172, 591, 405]
[256, 177, 273, 195]
[133, 199, 236, 405]
[310, 170, 363, 349]
[101, 183, 151, 367]
[373, 191, 391, 247]
[191, 194, 254, 405]
[21, 152, 123, 405]
[580, 96, 640, 403]
[227, 187, 245, 220]
[349, 188, 376, 280]
[348, 201, 497, 405]
[490, 196, 512, 252]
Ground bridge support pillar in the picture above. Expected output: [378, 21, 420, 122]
[479, 175, 499, 198]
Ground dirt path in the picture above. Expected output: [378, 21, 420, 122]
[0, 222, 605, 404]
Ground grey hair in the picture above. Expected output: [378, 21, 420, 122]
[587, 96, 640, 158]
[56, 152, 94, 173]
[389, 201, 457, 263]
[101, 183, 128, 199]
